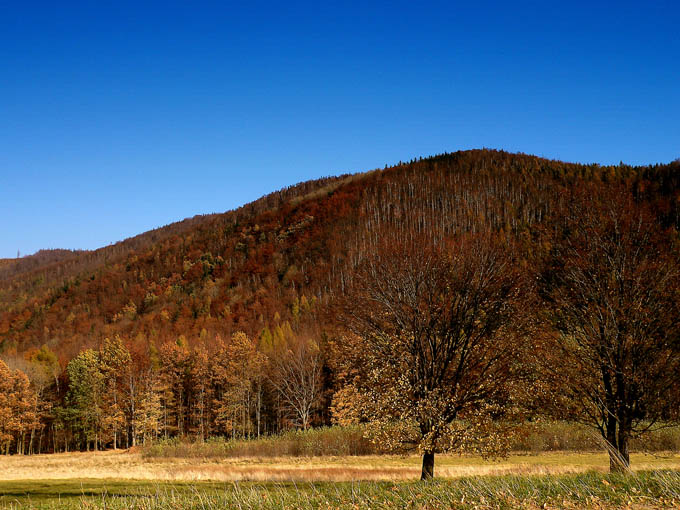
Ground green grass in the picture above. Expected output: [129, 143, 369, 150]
[1, 471, 679, 509]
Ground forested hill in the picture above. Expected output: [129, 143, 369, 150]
[0, 249, 84, 282]
[0, 149, 678, 362]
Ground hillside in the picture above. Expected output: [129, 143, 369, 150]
[1, 149, 678, 362]
[0, 249, 85, 282]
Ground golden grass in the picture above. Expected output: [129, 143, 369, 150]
[0, 450, 679, 482]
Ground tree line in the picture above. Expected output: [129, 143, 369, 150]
[0, 322, 324, 454]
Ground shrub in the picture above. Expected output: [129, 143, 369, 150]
[511, 421, 680, 453]
[143, 426, 376, 459]
[143, 422, 680, 459]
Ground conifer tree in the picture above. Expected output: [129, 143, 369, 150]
[65, 349, 105, 450]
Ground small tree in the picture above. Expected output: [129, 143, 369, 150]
[268, 335, 323, 430]
[99, 336, 131, 449]
[10, 369, 37, 454]
[25, 345, 61, 453]
[212, 332, 266, 437]
[189, 345, 211, 441]
[65, 349, 105, 450]
[0, 361, 16, 452]
[158, 339, 191, 437]
[543, 188, 680, 472]
[133, 374, 162, 445]
[338, 234, 527, 479]
[0, 360, 29, 453]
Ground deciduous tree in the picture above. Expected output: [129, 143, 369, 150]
[542, 188, 680, 472]
[65, 349, 105, 450]
[212, 332, 266, 437]
[268, 334, 323, 431]
[99, 336, 131, 448]
[338, 234, 527, 479]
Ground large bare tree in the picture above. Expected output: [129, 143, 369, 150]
[337, 234, 528, 479]
[543, 188, 680, 472]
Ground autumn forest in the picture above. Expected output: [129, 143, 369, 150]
[1, 149, 679, 478]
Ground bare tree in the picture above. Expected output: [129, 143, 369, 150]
[337, 234, 528, 479]
[543, 188, 680, 472]
[268, 336, 323, 430]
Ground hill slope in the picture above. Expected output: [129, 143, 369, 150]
[1, 149, 678, 362]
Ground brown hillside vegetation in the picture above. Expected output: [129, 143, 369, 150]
[3, 150, 678, 358]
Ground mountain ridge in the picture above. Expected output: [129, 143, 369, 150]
[1, 149, 678, 361]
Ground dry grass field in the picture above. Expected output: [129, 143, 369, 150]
[1, 449, 679, 482]
[1, 452, 679, 508]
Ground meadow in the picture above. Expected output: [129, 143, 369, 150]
[1, 472, 680, 509]
[1, 424, 679, 508]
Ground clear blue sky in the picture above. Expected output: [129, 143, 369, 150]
[1, 1, 679, 258]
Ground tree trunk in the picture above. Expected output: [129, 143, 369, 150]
[608, 448, 629, 473]
[605, 418, 630, 473]
[618, 436, 630, 470]
[605, 418, 618, 472]
[611, 428, 630, 473]
[421, 451, 435, 480]
[129, 375, 136, 448]
[257, 382, 261, 438]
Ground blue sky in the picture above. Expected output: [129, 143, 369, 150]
[1, 1, 679, 258]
